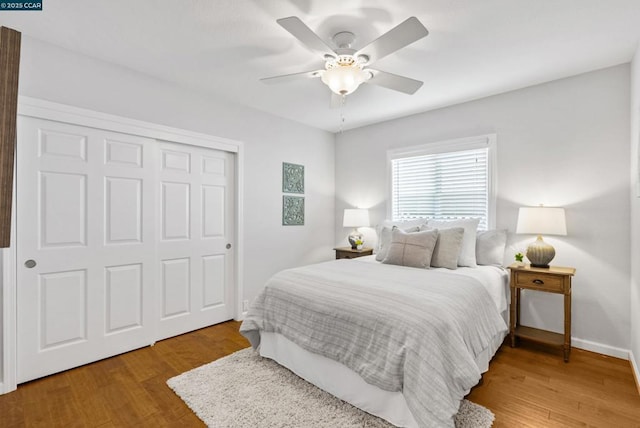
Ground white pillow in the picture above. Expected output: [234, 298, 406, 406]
[375, 225, 421, 261]
[382, 228, 438, 269]
[429, 227, 465, 270]
[375, 218, 427, 254]
[476, 229, 507, 266]
[426, 218, 480, 267]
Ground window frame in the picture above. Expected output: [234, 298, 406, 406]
[386, 134, 497, 230]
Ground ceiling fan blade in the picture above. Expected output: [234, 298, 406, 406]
[366, 69, 423, 94]
[355, 17, 428, 65]
[330, 93, 345, 109]
[277, 16, 336, 58]
[260, 70, 321, 85]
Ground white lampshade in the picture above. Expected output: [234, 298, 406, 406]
[343, 209, 370, 228]
[516, 206, 567, 236]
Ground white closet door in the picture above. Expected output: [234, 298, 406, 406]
[156, 141, 235, 340]
[16, 117, 157, 383]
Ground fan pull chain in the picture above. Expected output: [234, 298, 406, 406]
[339, 95, 346, 134]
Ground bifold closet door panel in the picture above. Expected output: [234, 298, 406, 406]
[156, 141, 235, 341]
[16, 117, 157, 383]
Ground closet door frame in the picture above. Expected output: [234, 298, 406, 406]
[0, 96, 245, 394]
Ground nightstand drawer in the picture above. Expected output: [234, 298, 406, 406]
[514, 271, 563, 292]
[334, 247, 373, 260]
[336, 252, 357, 259]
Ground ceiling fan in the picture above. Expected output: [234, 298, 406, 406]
[261, 16, 429, 107]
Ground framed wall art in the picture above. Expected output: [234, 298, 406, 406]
[282, 162, 304, 194]
[282, 195, 304, 225]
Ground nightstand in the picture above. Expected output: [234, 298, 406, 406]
[508, 263, 576, 362]
[334, 247, 373, 260]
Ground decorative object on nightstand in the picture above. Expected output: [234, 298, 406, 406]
[516, 205, 567, 268]
[343, 208, 370, 249]
[334, 246, 373, 260]
[508, 263, 576, 362]
[514, 252, 525, 267]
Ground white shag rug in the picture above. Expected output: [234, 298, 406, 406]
[167, 348, 494, 428]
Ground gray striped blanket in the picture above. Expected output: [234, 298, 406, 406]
[240, 260, 507, 427]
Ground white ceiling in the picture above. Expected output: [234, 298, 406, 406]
[3, 0, 640, 132]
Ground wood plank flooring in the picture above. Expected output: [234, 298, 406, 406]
[468, 340, 640, 427]
[0, 321, 249, 427]
[1, 321, 639, 427]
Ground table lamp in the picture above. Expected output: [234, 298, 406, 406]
[343, 208, 370, 249]
[516, 206, 567, 268]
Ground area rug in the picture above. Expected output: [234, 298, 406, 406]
[167, 348, 494, 428]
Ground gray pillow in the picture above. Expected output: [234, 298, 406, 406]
[374, 219, 427, 254]
[430, 227, 465, 269]
[476, 229, 508, 266]
[375, 225, 420, 261]
[382, 228, 439, 269]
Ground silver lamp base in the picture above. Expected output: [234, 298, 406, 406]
[526, 235, 555, 268]
[348, 228, 362, 250]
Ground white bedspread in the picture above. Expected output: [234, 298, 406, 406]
[355, 255, 509, 314]
[241, 260, 507, 427]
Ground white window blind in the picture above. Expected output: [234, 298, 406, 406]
[391, 144, 492, 230]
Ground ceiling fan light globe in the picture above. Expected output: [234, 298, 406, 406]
[321, 65, 368, 95]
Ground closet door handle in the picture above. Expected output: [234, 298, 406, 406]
[24, 259, 37, 268]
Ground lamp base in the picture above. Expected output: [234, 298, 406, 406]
[526, 235, 555, 268]
[530, 263, 551, 269]
[348, 229, 362, 250]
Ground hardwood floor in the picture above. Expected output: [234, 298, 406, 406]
[1, 321, 639, 427]
[468, 340, 640, 427]
[0, 321, 249, 427]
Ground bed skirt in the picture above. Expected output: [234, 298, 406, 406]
[259, 317, 507, 428]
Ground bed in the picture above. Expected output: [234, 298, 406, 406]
[240, 250, 509, 428]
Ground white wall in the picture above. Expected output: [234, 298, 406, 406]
[336, 65, 631, 355]
[630, 45, 640, 386]
[0, 36, 335, 387]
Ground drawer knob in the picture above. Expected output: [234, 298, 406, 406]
[532, 279, 544, 285]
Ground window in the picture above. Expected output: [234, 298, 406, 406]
[389, 135, 496, 230]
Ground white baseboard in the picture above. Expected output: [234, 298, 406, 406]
[0, 380, 16, 395]
[571, 337, 630, 360]
[630, 350, 640, 395]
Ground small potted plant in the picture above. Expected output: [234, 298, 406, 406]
[355, 239, 364, 250]
[514, 252, 525, 267]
